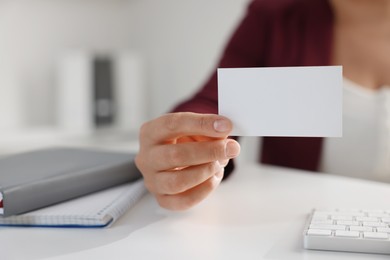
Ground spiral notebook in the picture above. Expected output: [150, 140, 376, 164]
[0, 180, 146, 228]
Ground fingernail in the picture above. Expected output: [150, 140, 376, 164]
[225, 140, 240, 158]
[214, 119, 230, 132]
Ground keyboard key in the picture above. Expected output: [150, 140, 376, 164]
[381, 217, 390, 223]
[368, 213, 389, 218]
[356, 217, 378, 222]
[363, 232, 389, 239]
[331, 215, 353, 221]
[334, 211, 364, 217]
[365, 210, 385, 214]
[363, 222, 388, 227]
[335, 230, 360, 238]
[376, 227, 390, 233]
[336, 221, 359, 226]
[349, 226, 373, 232]
[310, 224, 346, 230]
[307, 229, 332, 236]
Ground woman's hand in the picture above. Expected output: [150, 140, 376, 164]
[135, 112, 240, 210]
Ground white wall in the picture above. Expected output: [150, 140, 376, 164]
[127, 0, 250, 119]
[0, 0, 250, 129]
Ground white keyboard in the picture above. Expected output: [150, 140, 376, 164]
[303, 209, 390, 255]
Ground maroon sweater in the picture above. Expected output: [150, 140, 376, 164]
[172, 0, 334, 176]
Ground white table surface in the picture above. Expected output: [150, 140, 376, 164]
[1, 161, 390, 260]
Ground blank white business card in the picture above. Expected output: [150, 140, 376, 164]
[218, 66, 342, 137]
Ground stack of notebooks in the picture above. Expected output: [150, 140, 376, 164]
[0, 147, 147, 228]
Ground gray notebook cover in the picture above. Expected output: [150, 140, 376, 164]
[0, 147, 141, 217]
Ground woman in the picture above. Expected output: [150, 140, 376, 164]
[135, 0, 390, 210]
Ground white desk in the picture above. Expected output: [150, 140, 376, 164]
[2, 163, 390, 260]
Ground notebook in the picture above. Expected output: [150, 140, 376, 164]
[0, 180, 147, 228]
[0, 147, 141, 217]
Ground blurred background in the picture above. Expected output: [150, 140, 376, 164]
[0, 0, 249, 130]
[0, 0, 251, 154]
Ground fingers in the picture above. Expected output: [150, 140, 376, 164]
[151, 161, 224, 195]
[141, 112, 233, 145]
[155, 168, 224, 211]
[148, 139, 240, 170]
[136, 112, 238, 211]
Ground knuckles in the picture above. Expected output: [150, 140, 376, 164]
[166, 145, 186, 168]
[198, 115, 211, 132]
[161, 172, 183, 194]
[162, 112, 215, 133]
[163, 113, 183, 132]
